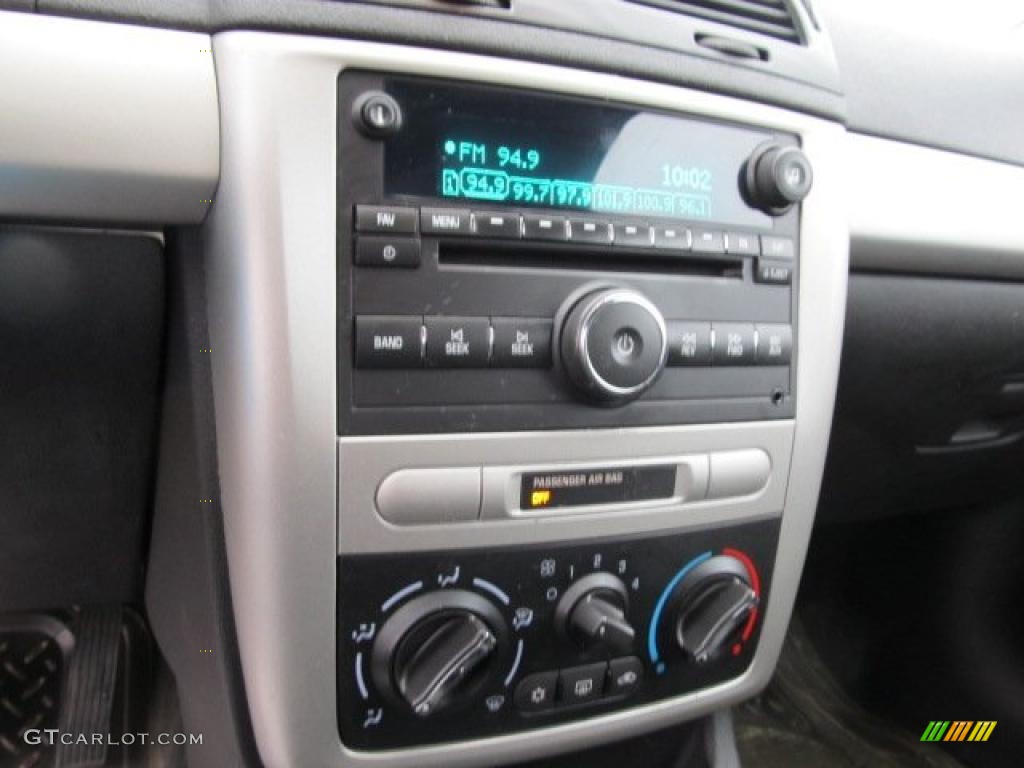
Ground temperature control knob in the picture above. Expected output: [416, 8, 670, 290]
[744, 142, 813, 214]
[671, 555, 758, 664]
[371, 590, 508, 717]
[559, 288, 668, 404]
[555, 573, 636, 654]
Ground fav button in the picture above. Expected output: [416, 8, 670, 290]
[354, 205, 418, 234]
[607, 657, 644, 697]
[354, 315, 423, 368]
[491, 318, 553, 368]
[558, 662, 607, 705]
[514, 671, 558, 713]
[425, 316, 490, 368]
[712, 323, 756, 366]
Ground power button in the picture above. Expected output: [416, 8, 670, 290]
[560, 288, 668, 403]
[355, 91, 403, 137]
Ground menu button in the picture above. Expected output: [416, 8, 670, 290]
[421, 207, 473, 235]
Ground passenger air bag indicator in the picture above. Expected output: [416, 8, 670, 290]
[520, 465, 676, 510]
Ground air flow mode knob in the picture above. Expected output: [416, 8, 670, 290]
[744, 142, 813, 214]
[371, 590, 507, 717]
[560, 288, 668, 404]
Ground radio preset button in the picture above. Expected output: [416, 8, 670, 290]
[612, 223, 654, 248]
[756, 324, 793, 364]
[523, 214, 569, 242]
[726, 232, 760, 256]
[760, 235, 795, 261]
[491, 318, 553, 368]
[652, 226, 691, 251]
[712, 323, 756, 366]
[666, 321, 712, 366]
[425, 316, 490, 368]
[691, 229, 726, 255]
[421, 207, 473, 236]
[472, 212, 522, 239]
[355, 315, 423, 368]
[354, 235, 421, 268]
[755, 259, 793, 285]
[355, 205, 418, 234]
[568, 218, 613, 245]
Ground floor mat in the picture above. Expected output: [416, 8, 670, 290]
[0, 617, 72, 768]
[734, 622, 968, 768]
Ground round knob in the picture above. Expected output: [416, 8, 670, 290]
[672, 556, 758, 664]
[371, 590, 507, 717]
[744, 142, 813, 214]
[555, 573, 636, 654]
[559, 288, 667, 404]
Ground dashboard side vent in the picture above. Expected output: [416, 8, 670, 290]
[630, 0, 804, 44]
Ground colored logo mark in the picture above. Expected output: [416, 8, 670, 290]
[921, 721, 996, 742]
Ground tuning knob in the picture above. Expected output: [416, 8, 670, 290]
[744, 142, 813, 214]
[559, 287, 667, 404]
[671, 555, 758, 664]
[371, 590, 507, 717]
[555, 573, 636, 654]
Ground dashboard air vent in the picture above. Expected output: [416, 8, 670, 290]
[630, 0, 803, 44]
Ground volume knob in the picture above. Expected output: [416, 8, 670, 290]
[559, 288, 667, 404]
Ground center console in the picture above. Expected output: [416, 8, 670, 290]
[204, 28, 848, 768]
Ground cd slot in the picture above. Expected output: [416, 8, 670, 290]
[439, 241, 743, 277]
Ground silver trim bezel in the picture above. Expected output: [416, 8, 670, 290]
[205, 33, 848, 768]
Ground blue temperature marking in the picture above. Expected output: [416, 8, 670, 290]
[648, 551, 713, 671]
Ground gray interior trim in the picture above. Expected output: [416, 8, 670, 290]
[204, 33, 847, 768]
[0, 11, 218, 224]
[816, 0, 1024, 166]
[31, 0, 845, 120]
[847, 133, 1024, 281]
[339, 426, 789, 555]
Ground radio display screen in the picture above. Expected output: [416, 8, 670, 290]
[382, 78, 775, 229]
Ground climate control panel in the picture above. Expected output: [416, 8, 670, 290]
[337, 519, 777, 750]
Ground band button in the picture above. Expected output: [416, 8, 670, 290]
[354, 316, 423, 368]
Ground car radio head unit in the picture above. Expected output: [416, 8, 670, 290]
[337, 72, 810, 436]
